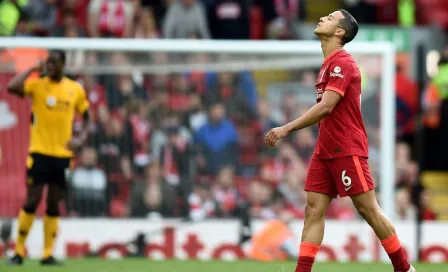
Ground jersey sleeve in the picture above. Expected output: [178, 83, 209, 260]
[325, 59, 353, 97]
[75, 84, 90, 115]
[23, 78, 40, 97]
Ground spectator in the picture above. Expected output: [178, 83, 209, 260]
[292, 128, 315, 164]
[130, 162, 176, 218]
[128, 99, 151, 173]
[159, 121, 194, 192]
[420, 190, 437, 221]
[163, 0, 210, 39]
[396, 188, 416, 220]
[205, 69, 258, 111]
[331, 198, 357, 220]
[396, 65, 418, 146]
[151, 114, 192, 161]
[257, 99, 279, 135]
[92, 109, 134, 184]
[205, 72, 255, 122]
[207, 0, 250, 39]
[236, 115, 263, 176]
[188, 182, 215, 221]
[300, 70, 317, 88]
[58, 0, 90, 31]
[140, 0, 167, 30]
[23, 0, 57, 36]
[52, 8, 86, 37]
[257, 0, 303, 39]
[195, 102, 238, 175]
[71, 147, 107, 217]
[260, 142, 305, 187]
[78, 67, 108, 122]
[212, 166, 239, 217]
[14, 15, 32, 37]
[271, 90, 298, 124]
[278, 169, 305, 217]
[88, 0, 135, 37]
[148, 89, 170, 128]
[247, 181, 274, 219]
[63, 24, 86, 72]
[107, 74, 148, 110]
[396, 142, 411, 185]
[133, 7, 159, 38]
[184, 93, 208, 132]
[169, 74, 193, 113]
[0, 0, 27, 36]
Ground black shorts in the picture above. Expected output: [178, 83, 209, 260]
[27, 153, 71, 188]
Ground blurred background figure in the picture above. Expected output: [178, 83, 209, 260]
[195, 102, 238, 175]
[71, 147, 107, 217]
[130, 162, 176, 218]
[248, 210, 297, 261]
[163, 0, 210, 39]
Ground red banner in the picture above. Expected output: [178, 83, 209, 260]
[0, 74, 29, 217]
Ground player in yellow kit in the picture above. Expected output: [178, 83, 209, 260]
[6, 50, 90, 266]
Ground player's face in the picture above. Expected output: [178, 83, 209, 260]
[314, 11, 344, 38]
[46, 53, 64, 78]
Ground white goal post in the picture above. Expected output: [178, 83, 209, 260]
[0, 38, 396, 220]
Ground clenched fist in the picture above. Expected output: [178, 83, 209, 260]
[265, 126, 289, 147]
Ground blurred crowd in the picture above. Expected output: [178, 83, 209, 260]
[0, 0, 447, 39]
[0, 0, 446, 221]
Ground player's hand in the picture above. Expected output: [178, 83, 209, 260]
[32, 60, 45, 72]
[66, 135, 86, 151]
[265, 126, 289, 147]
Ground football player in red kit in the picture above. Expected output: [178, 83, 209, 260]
[265, 9, 416, 272]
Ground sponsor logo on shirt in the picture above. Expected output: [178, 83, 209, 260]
[316, 88, 323, 100]
[330, 66, 344, 78]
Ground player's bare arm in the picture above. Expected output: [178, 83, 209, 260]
[67, 111, 91, 151]
[265, 91, 341, 147]
[7, 61, 44, 97]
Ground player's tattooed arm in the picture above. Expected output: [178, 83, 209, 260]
[7, 61, 44, 97]
[265, 91, 342, 146]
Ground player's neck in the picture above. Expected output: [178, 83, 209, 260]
[320, 39, 343, 59]
[49, 75, 64, 82]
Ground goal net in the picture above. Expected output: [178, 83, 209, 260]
[0, 38, 395, 220]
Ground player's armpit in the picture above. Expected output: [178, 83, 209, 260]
[75, 86, 90, 115]
[320, 90, 342, 113]
[325, 86, 344, 96]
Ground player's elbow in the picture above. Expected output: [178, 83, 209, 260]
[321, 104, 335, 116]
[7, 83, 19, 95]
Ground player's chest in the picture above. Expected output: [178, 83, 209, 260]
[34, 86, 77, 113]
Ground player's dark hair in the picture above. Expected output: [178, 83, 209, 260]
[51, 50, 66, 64]
[338, 9, 358, 45]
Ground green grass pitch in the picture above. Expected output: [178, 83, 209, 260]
[0, 259, 446, 272]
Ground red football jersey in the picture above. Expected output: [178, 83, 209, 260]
[313, 50, 369, 159]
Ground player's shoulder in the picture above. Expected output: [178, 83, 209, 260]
[63, 77, 85, 92]
[332, 50, 356, 64]
[329, 51, 358, 71]
[29, 76, 48, 85]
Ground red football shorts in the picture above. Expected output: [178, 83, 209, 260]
[304, 156, 375, 198]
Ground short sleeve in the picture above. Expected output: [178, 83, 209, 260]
[23, 78, 40, 97]
[75, 84, 90, 115]
[325, 59, 353, 97]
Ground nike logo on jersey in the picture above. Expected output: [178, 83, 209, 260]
[345, 186, 352, 191]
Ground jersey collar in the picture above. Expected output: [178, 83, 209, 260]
[324, 49, 344, 64]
